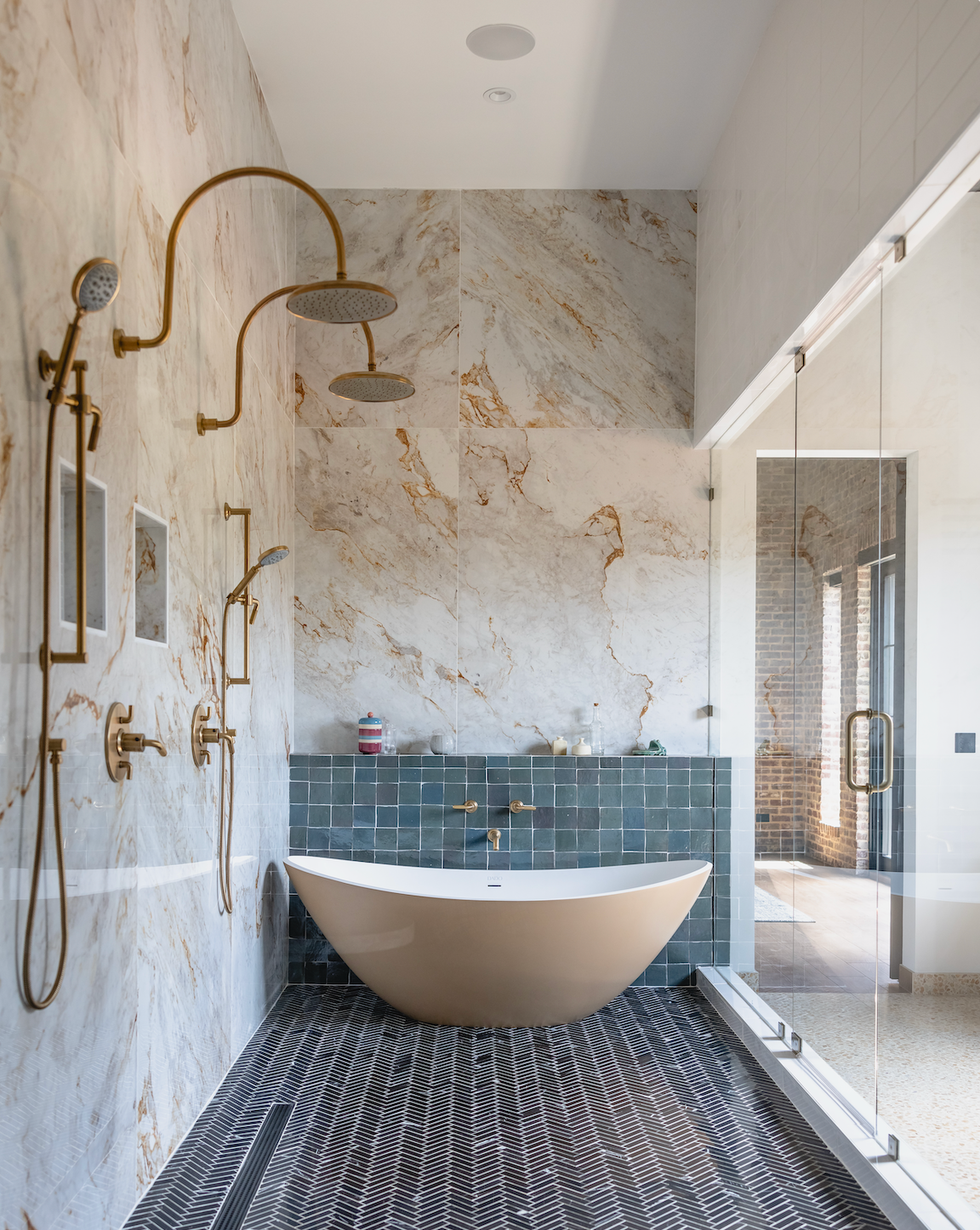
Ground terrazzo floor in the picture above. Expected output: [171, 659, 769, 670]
[754, 861, 891, 993]
[754, 863, 980, 1215]
[124, 985, 896, 1230]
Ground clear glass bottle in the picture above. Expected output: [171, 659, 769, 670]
[590, 702, 604, 755]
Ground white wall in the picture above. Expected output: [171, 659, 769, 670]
[696, 0, 980, 445]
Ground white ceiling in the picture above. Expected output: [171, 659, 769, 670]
[230, 0, 777, 189]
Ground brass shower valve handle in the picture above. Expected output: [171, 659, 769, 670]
[509, 800, 536, 813]
[191, 703, 235, 768]
[104, 702, 167, 782]
[452, 800, 479, 814]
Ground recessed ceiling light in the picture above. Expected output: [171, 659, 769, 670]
[483, 87, 516, 104]
[466, 24, 535, 60]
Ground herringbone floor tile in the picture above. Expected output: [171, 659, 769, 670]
[124, 987, 895, 1230]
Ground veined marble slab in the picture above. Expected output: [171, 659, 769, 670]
[457, 428, 709, 754]
[294, 189, 459, 430]
[460, 189, 696, 430]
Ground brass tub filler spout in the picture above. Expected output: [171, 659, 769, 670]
[487, 828, 502, 852]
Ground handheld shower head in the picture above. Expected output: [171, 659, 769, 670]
[257, 546, 289, 568]
[327, 322, 415, 403]
[228, 545, 289, 602]
[39, 258, 121, 407]
[72, 258, 120, 314]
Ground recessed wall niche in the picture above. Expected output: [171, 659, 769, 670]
[134, 506, 168, 645]
[60, 461, 107, 633]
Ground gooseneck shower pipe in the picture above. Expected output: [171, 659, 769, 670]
[111, 167, 398, 369]
[25, 259, 119, 1009]
[112, 168, 344, 356]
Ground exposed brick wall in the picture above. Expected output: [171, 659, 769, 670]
[755, 458, 903, 868]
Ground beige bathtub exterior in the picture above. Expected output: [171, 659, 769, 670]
[285, 857, 711, 1027]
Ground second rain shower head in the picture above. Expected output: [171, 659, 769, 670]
[328, 322, 415, 403]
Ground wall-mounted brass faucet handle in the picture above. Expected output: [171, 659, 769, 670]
[509, 800, 536, 813]
[453, 800, 479, 814]
[104, 702, 167, 782]
[487, 828, 502, 851]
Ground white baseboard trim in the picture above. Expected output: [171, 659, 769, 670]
[696, 967, 980, 1230]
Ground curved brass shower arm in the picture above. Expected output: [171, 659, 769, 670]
[198, 281, 305, 435]
[113, 167, 347, 357]
[360, 321, 377, 370]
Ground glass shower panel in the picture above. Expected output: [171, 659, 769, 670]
[775, 279, 887, 1108]
[876, 190, 980, 1212]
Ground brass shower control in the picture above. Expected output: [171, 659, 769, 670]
[452, 800, 479, 814]
[509, 800, 536, 813]
[191, 703, 235, 768]
[104, 702, 167, 782]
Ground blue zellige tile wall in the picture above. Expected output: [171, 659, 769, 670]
[287, 754, 731, 987]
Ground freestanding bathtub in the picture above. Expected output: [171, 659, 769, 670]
[284, 856, 711, 1027]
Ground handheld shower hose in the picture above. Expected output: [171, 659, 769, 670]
[24, 259, 118, 1009]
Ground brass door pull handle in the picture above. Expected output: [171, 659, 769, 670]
[487, 828, 502, 851]
[453, 799, 479, 813]
[845, 708, 894, 795]
[509, 800, 535, 813]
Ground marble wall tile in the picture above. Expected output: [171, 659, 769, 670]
[293, 189, 707, 758]
[294, 426, 458, 752]
[1, 0, 293, 1226]
[457, 429, 709, 754]
[460, 190, 696, 430]
[294, 189, 460, 430]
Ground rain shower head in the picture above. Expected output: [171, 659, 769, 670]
[328, 321, 415, 403]
[286, 281, 396, 324]
[328, 371, 415, 402]
[72, 258, 120, 313]
[228, 545, 289, 602]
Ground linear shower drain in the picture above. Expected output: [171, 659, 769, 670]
[210, 1103, 293, 1230]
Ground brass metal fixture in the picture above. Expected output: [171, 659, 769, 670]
[104, 703, 167, 783]
[845, 708, 894, 795]
[328, 322, 415, 403]
[223, 504, 256, 685]
[197, 283, 399, 436]
[212, 530, 289, 912]
[487, 828, 502, 851]
[112, 167, 396, 358]
[509, 800, 536, 813]
[23, 260, 118, 1011]
[453, 800, 479, 814]
[191, 703, 227, 768]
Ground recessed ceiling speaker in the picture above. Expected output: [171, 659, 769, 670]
[466, 24, 535, 60]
